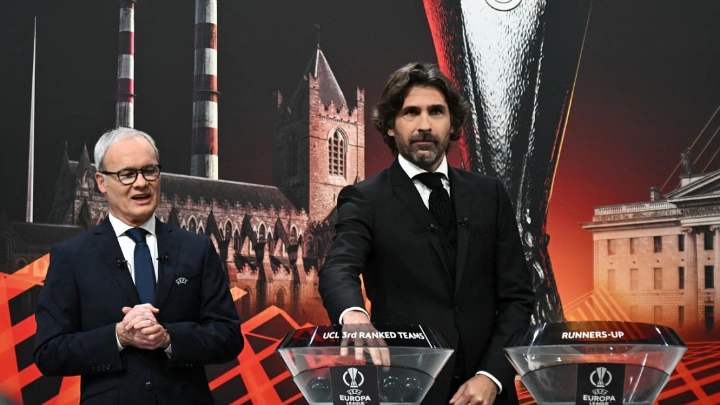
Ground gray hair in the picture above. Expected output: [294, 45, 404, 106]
[94, 127, 160, 171]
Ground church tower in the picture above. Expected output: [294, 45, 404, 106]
[274, 45, 365, 223]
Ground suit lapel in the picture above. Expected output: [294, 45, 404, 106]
[450, 168, 472, 294]
[153, 218, 179, 310]
[92, 218, 140, 305]
[389, 160, 453, 287]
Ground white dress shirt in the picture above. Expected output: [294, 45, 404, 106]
[108, 213, 159, 283]
[398, 153, 451, 208]
[108, 213, 170, 355]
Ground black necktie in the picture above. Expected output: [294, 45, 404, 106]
[414, 172, 454, 235]
[125, 227, 156, 303]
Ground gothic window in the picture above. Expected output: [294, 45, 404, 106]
[198, 226, 204, 235]
[234, 230, 240, 251]
[258, 224, 266, 243]
[276, 288, 286, 310]
[328, 130, 346, 177]
[189, 218, 197, 233]
[225, 221, 233, 241]
[290, 226, 298, 245]
[678, 306, 685, 328]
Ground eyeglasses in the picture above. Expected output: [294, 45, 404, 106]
[100, 164, 162, 185]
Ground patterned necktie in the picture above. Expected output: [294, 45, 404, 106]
[125, 227, 156, 303]
[414, 172, 454, 235]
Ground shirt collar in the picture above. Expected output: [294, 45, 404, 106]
[398, 153, 449, 180]
[108, 212, 156, 238]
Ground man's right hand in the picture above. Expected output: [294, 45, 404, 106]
[340, 310, 391, 366]
[116, 304, 165, 350]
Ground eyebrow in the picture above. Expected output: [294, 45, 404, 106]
[118, 164, 157, 171]
[400, 104, 448, 113]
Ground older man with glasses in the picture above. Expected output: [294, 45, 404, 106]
[34, 127, 244, 405]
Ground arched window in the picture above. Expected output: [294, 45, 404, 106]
[233, 230, 240, 251]
[258, 224, 266, 243]
[198, 226, 204, 235]
[328, 130, 346, 177]
[276, 288, 286, 310]
[290, 226, 298, 244]
[189, 218, 197, 233]
[225, 221, 233, 241]
[241, 288, 252, 320]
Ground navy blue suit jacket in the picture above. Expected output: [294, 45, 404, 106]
[34, 217, 243, 405]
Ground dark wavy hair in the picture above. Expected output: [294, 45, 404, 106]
[371, 63, 470, 154]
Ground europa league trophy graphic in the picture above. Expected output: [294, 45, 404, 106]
[424, 0, 593, 323]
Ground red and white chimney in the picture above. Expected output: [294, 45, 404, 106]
[191, 0, 219, 179]
[115, 0, 135, 128]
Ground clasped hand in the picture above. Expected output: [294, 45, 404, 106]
[116, 304, 169, 350]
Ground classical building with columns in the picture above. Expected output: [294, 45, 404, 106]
[582, 172, 720, 334]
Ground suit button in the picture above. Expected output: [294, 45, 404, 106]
[145, 382, 153, 391]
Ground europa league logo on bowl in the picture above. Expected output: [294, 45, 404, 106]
[330, 365, 380, 405]
[576, 363, 625, 405]
[343, 367, 365, 394]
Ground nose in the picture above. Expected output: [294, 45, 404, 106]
[133, 172, 149, 188]
[418, 112, 432, 132]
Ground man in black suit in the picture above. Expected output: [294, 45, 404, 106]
[34, 128, 244, 405]
[319, 63, 534, 405]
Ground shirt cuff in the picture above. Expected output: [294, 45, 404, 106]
[164, 344, 172, 358]
[476, 371, 502, 394]
[339, 307, 369, 324]
[115, 326, 125, 352]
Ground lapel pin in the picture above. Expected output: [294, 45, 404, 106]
[175, 277, 188, 286]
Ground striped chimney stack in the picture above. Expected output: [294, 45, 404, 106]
[115, 0, 135, 128]
[191, 0, 219, 179]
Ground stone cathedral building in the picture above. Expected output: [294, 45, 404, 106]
[0, 47, 365, 325]
[582, 170, 720, 335]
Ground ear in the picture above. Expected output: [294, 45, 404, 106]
[95, 172, 108, 194]
[387, 127, 395, 137]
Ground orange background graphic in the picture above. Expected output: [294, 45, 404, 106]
[2, 1, 720, 404]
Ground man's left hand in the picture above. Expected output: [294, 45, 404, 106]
[449, 374, 498, 405]
[118, 305, 166, 350]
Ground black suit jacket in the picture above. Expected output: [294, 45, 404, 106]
[319, 159, 534, 404]
[34, 218, 243, 405]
